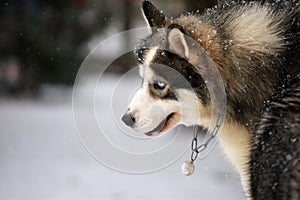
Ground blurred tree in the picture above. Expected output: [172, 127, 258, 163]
[185, 0, 217, 12]
[0, 0, 222, 96]
[0, 0, 111, 95]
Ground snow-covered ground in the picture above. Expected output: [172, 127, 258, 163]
[0, 75, 245, 200]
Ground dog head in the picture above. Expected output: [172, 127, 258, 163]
[122, 1, 212, 136]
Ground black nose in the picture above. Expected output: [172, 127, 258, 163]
[122, 113, 135, 127]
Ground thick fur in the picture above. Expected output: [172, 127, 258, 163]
[170, 1, 299, 130]
[123, 1, 300, 199]
[250, 74, 300, 199]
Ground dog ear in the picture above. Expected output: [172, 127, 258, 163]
[168, 28, 189, 58]
[142, 1, 166, 28]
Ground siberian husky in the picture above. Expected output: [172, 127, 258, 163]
[122, 1, 300, 199]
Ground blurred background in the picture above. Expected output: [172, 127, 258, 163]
[0, 0, 218, 97]
[0, 0, 246, 200]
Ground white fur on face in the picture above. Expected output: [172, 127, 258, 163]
[139, 47, 158, 78]
[127, 81, 180, 134]
[128, 46, 209, 135]
[144, 47, 158, 66]
[129, 64, 181, 134]
[128, 65, 208, 135]
[175, 89, 205, 127]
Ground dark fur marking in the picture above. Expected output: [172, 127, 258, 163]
[142, 1, 166, 28]
[167, 24, 187, 34]
[134, 46, 148, 64]
[150, 49, 209, 105]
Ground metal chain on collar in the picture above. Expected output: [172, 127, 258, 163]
[191, 123, 221, 162]
[181, 118, 222, 176]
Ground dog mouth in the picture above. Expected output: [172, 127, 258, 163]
[145, 112, 180, 136]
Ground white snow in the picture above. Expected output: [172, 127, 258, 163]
[0, 76, 246, 200]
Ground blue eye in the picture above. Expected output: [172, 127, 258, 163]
[153, 81, 167, 90]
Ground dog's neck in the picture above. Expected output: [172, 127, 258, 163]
[217, 121, 251, 198]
